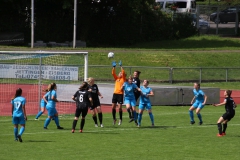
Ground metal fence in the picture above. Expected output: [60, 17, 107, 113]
[88, 65, 240, 84]
[196, 5, 240, 35]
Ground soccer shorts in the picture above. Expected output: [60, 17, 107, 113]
[192, 101, 204, 109]
[12, 116, 25, 125]
[46, 107, 58, 117]
[40, 100, 47, 108]
[112, 94, 123, 104]
[139, 103, 152, 110]
[124, 98, 136, 107]
[222, 112, 235, 121]
[90, 99, 101, 110]
[75, 107, 88, 118]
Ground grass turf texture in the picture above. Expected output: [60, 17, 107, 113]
[0, 106, 239, 160]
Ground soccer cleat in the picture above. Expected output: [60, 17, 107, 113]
[135, 121, 138, 126]
[217, 133, 223, 137]
[15, 139, 18, 142]
[152, 124, 155, 127]
[137, 124, 141, 127]
[100, 124, 104, 128]
[129, 118, 134, 123]
[79, 130, 83, 133]
[17, 135, 22, 142]
[190, 121, 195, 125]
[95, 124, 98, 127]
[199, 121, 203, 125]
[35, 118, 39, 120]
[43, 127, 48, 129]
[222, 132, 226, 136]
[113, 119, 116, 125]
[57, 126, 64, 129]
[71, 129, 75, 133]
[118, 120, 122, 125]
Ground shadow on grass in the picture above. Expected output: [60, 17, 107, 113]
[138, 126, 177, 129]
[27, 140, 54, 142]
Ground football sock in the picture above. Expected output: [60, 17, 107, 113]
[54, 116, 60, 127]
[119, 109, 123, 120]
[149, 112, 154, 125]
[138, 113, 142, 125]
[14, 127, 18, 139]
[72, 120, 78, 130]
[112, 108, 116, 120]
[127, 108, 132, 118]
[223, 123, 227, 133]
[92, 115, 98, 125]
[44, 118, 51, 128]
[80, 119, 85, 130]
[35, 111, 43, 119]
[133, 110, 137, 121]
[19, 126, 25, 136]
[189, 110, 194, 122]
[217, 123, 222, 134]
[197, 113, 202, 122]
[98, 113, 103, 124]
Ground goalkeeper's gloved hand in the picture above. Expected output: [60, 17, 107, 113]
[119, 60, 122, 66]
[112, 61, 116, 67]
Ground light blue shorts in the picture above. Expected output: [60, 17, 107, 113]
[139, 103, 152, 110]
[12, 116, 25, 125]
[46, 107, 58, 116]
[192, 101, 204, 109]
[124, 98, 136, 107]
[40, 101, 47, 108]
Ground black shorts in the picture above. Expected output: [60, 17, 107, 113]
[90, 99, 100, 110]
[112, 93, 123, 104]
[222, 112, 235, 121]
[75, 107, 88, 118]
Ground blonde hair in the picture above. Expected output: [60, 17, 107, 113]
[87, 77, 94, 84]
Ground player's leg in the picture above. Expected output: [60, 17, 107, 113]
[222, 120, 229, 135]
[138, 104, 144, 127]
[217, 115, 225, 136]
[118, 94, 124, 125]
[80, 108, 88, 132]
[53, 109, 63, 129]
[147, 104, 154, 126]
[72, 108, 80, 133]
[112, 94, 117, 124]
[35, 107, 45, 120]
[196, 103, 204, 125]
[44, 108, 52, 129]
[96, 106, 103, 127]
[90, 108, 98, 127]
[189, 104, 197, 124]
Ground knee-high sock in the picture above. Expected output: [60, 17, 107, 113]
[197, 113, 202, 122]
[217, 123, 222, 134]
[35, 111, 43, 119]
[223, 123, 227, 133]
[19, 126, 25, 136]
[72, 120, 78, 130]
[44, 118, 51, 128]
[80, 119, 85, 130]
[112, 108, 116, 120]
[138, 113, 142, 125]
[119, 109, 123, 120]
[127, 108, 132, 119]
[14, 127, 18, 139]
[92, 116, 98, 125]
[189, 110, 194, 122]
[54, 116, 60, 127]
[149, 112, 154, 125]
[133, 111, 137, 121]
[98, 113, 103, 124]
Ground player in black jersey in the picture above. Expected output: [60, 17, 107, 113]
[128, 71, 141, 123]
[213, 90, 237, 137]
[88, 77, 104, 127]
[71, 82, 93, 133]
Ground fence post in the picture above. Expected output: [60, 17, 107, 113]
[169, 67, 173, 84]
[226, 68, 228, 82]
[199, 68, 202, 83]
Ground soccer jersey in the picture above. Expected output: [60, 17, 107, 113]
[112, 67, 126, 94]
[11, 96, 26, 117]
[40, 92, 49, 107]
[140, 86, 152, 104]
[46, 90, 57, 108]
[224, 97, 235, 114]
[123, 82, 138, 100]
[132, 77, 140, 88]
[88, 84, 100, 101]
[73, 89, 92, 109]
[193, 89, 205, 102]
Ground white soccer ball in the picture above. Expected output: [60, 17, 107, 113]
[108, 52, 114, 58]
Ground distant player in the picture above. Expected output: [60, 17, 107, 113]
[11, 88, 27, 142]
[111, 60, 126, 125]
[71, 82, 93, 133]
[122, 76, 141, 125]
[137, 80, 154, 127]
[88, 77, 104, 128]
[43, 83, 64, 129]
[35, 84, 51, 120]
[189, 83, 207, 125]
[213, 90, 237, 137]
[128, 70, 141, 122]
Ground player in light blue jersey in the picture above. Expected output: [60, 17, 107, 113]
[43, 83, 63, 129]
[122, 76, 141, 125]
[137, 80, 154, 127]
[11, 88, 27, 142]
[189, 83, 207, 125]
[35, 84, 51, 120]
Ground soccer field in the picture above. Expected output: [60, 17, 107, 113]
[0, 106, 239, 160]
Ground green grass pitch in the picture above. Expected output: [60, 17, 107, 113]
[0, 106, 239, 160]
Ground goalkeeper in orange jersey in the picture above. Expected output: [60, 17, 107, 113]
[111, 60, 126, 125]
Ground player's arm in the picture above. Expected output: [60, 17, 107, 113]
[11, 100, 14, 116]
[202, 94, 207, 105]
[72, 91, 78, 101]
[51, 91, 58, 102]
[191, 96, 196, 104]
[22, 103, 27, 120]
[111, 67, 118, 80]
[213, 100, 226, 107]
[98, 91, 103, 98]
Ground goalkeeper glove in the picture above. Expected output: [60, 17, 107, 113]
[112, 61, 116, 67]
